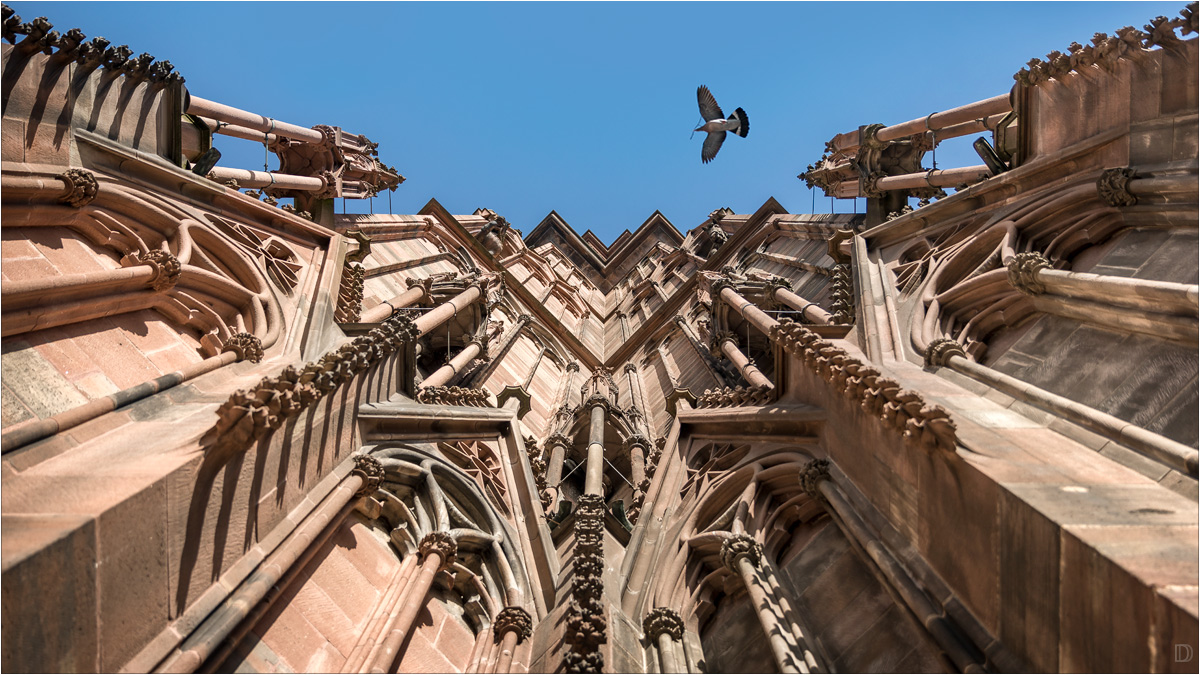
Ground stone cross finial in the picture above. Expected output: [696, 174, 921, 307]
[720, 534, 763, 571]
[493, 607, 534, 644]
[642, 607, 685, 641]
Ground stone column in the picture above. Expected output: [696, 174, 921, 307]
[713, 332, 773, 389]
[544, 432, 572, 507]
[159, 455, 383, 673]
[359, 279, 429, 323]
[419, 334, 486, 390]
[367, 532, 458, 674]
[720, 535, 801, 674]
[491, 607, 533, 673]
[771, 286, 832, 325]
[583, 399, 608, 496]
[625, 434, 650, 521]
[643, 608, 685, 673]
[925, 338, 1198, 476]
[713, 279, 779, 336]
[413, 281, 486, 337]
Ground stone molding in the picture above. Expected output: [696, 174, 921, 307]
[720, 534, 763, 571]
[351, 454, 385, 497]
[770, 320, 958, 453]
[493, 607, 533, 644]
[642, 607, 685, 642]
[1006, 252, 1051, 295]
[418, 531, 458, 571]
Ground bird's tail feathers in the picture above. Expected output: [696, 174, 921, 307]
[733, 108, 749, 138]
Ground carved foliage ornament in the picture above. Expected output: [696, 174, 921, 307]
[924, 338, 968, 368]
[1006, 252, 1051, 295]
[351, 454, 385, 497]
[562, 493, 608, 673]
[418, 531, 458, 571]
[1097, 167, 1137, 207]
[1014, 4, 1196, 86]
[58, 168, 99, 207]
[798, 458, 831, 500]
[720, 533, 763, 571]
[696, 384, 775, 409]
[221, 332, 264, 364]
[770, 320, 958, 453]
[643, 607, 685, 642]
[3, 6, 183, 83]
[416, 386, 493, 408]
[493, 607, 534, 644]
[208, 315, 418, 459]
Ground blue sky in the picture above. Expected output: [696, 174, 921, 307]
[11, 1, 1186, 242]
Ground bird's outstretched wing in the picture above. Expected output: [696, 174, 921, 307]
[697, 85, 724, 122]
[701, 131, 726, 164]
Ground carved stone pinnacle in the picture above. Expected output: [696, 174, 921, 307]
[1006, 252, 1051, 294]
[1097, 167, 1137, 207]
[799, 458, 831, 500]
[493, 606, 534, 644]
[221, 332, 264, 363]
[58, 168, 98, 207]
[642, 607, 684, 641]
[925, 338, 967, 368]
[418, 531, 457, 570]
[719, 534, 763, 571]
[351, 454, 384, 496]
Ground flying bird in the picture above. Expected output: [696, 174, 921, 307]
[695, 85, 749, 164]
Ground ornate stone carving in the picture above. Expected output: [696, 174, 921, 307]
[418, 531, 458, 570]
[493, 607, 533, 644]
[696, 384, 775, 409]
[623, 362, 638, 374]
[138, 249, 182, 291]
[566, 360, 581, 373]
[206, 314, 418, 460]
[351, 454, 384, 496]
[770, 319, 958, 453]
[1097, 167, 1137, 207]
[221, 332, 264, 364]
[925, 338, 968, 368]
[1006, 252, 1051, 295]
[335, 262, 365, 323]
[720, 533, 763, 571]
[416, 386, 493, 408]
[562, 493, 607, 673]
[642, 607, 684, 642]
[581, 366, 618, 408]
[58, 168, 98, 207]
[798, 458, 831, 500]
